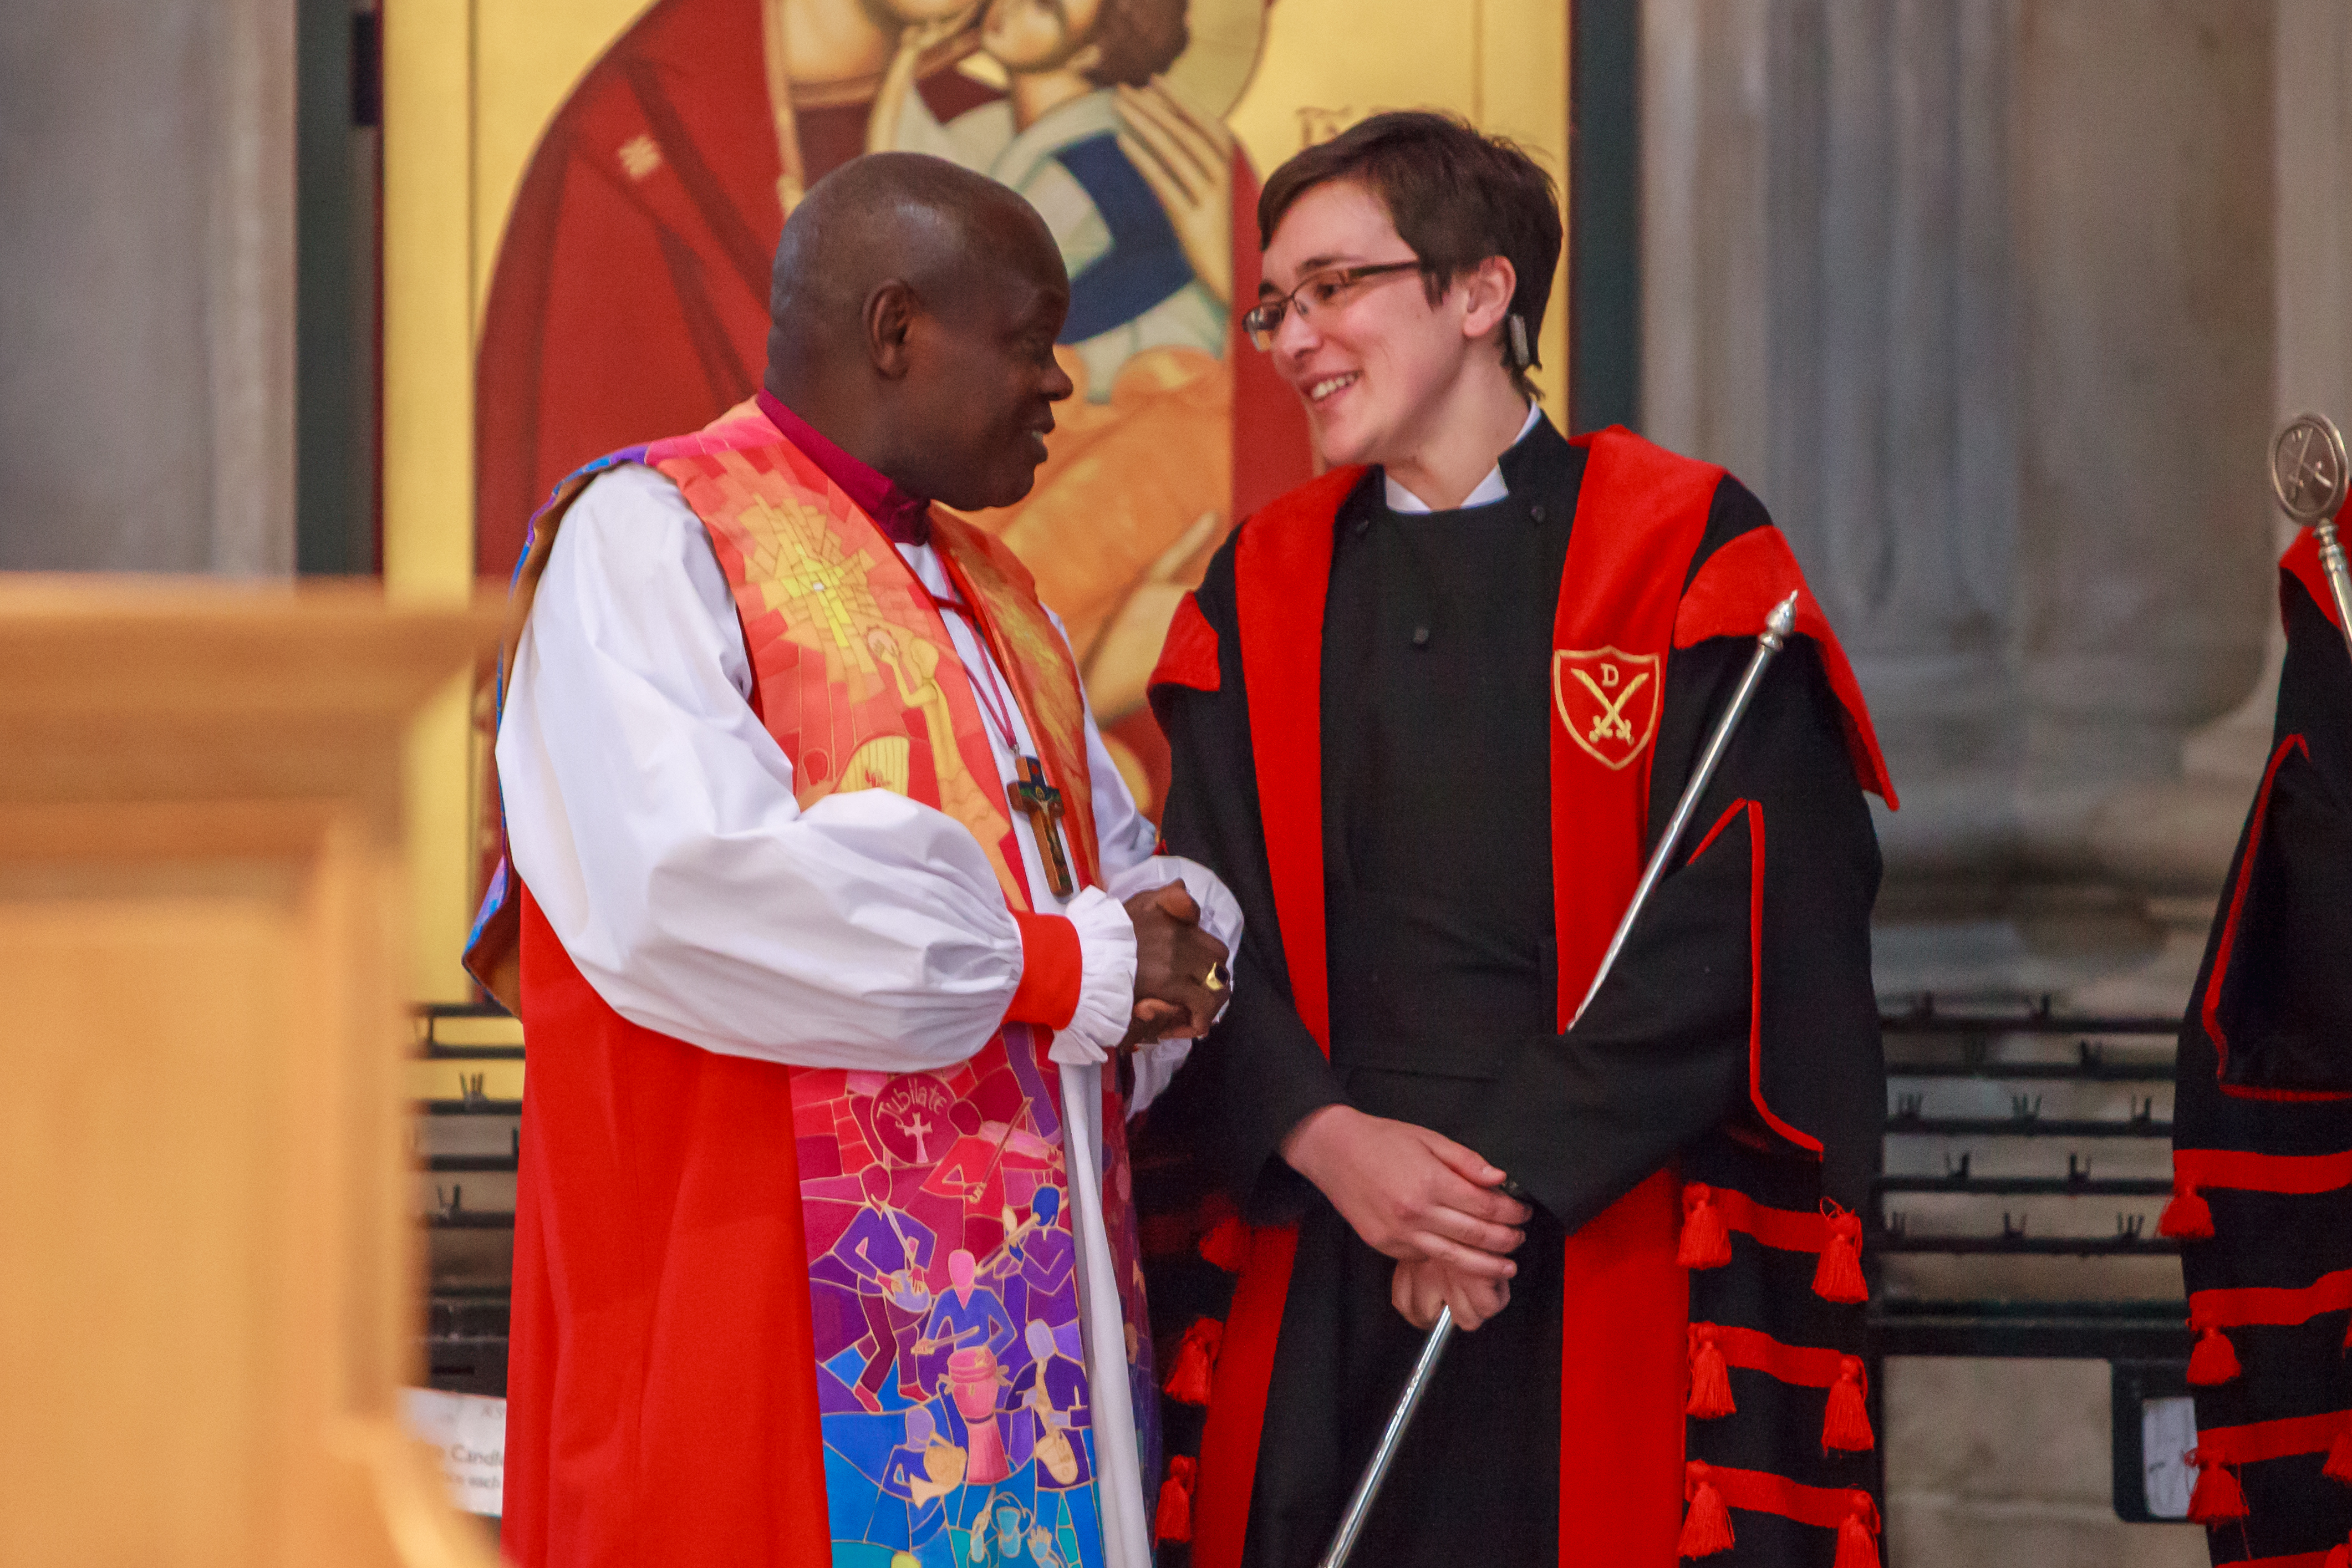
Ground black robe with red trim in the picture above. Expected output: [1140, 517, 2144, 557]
[2166, 531, 2352, 1563]
[1136, 418, 1894, 1568]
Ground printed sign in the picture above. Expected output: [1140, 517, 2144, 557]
[2141, 1395, 2196, 1519]
[400, 1387, 506, 1517]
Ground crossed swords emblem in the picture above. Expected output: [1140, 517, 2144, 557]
[2274, 414, 2351, 523]
[1570, 661, 1651, 745]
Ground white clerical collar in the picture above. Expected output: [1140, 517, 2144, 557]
[1383, 402, 1544, 513]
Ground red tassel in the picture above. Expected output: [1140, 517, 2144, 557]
[1822, 1356, 1875, 1453]
[1687, 1327, 1734, 1419]
[2158, 1175, 2214, 1240]
[2187, 1322, 2241, 1386]
[1677, 1463, 1735, 1559]
[1831, 1495, 1880, 1568]
[1163, 1318, 1223, 1406]
[1199, 1214, 1250, 1273]
[2326, 1417, 2352, 1485]
[1813, 1205, 1867, 1304]
[1155, 1456, 1197, 1542]
[2186, 1449, 2249, 1523]
[1678, 1183, 1733, 1270]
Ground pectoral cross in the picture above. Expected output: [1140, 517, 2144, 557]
[1008, 756, 1076, 898]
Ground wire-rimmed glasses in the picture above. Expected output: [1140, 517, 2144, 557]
[1241, 259, 1426, 352]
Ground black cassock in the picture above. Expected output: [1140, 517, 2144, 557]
[1141, 419, 1886, 1568]
[2167, 538, 2352, 1561]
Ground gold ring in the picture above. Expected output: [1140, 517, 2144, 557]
[1203, 964, 1226, 992]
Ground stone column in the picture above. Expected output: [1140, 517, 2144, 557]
[1645, 0, 2275, 950]
[0, 0, 297, 575]
[2013, 1, 2274, 878]
[1646, 0, 2024, 900]
[2085, 0, 2352, 1012]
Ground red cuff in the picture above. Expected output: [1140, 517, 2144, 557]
[1006, 912, 1083, 1031]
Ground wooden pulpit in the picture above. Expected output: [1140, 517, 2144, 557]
[0, 580, 504, 1566]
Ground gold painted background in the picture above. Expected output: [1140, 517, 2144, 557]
[386, 0, 1569, 1000]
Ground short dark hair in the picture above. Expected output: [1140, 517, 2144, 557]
[1257, 111, 1561, 396]
[1083, 0, 1189, 88]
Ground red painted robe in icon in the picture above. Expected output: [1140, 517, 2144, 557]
[470, 399, 1173, 1568]
[2165, 527, 2352, 1562]
[471, 0, 1314, 716]
[472, 0, 997, 579]
[1139, 421, 1897, 1567]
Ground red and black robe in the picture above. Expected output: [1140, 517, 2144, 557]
[1137, 418, 1896, 1566]
[2166, 529, 2352, 1563]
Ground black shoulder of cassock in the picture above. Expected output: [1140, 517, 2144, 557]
[1476, 474, 1885, 1221]
[2167, 569, 2352, 1552]
[1142, 512, 1359, 1221]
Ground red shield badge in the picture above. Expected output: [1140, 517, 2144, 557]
[1552, 647, 1663, 770]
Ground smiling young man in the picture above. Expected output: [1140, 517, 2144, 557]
[467, 152, 1241, 1568]
[1144, 114, 1897, 1566]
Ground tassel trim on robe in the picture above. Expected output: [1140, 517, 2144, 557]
[2184, 1267, 2352, 1386]
[1684, 1324, 1875, 1452]
[1677, 1462, 1881, 1565]
[1677, 1184, 1869, 1304]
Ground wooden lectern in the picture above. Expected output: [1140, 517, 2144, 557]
[0, 581, 504, 1566]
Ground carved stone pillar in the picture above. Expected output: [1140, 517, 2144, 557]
[1646, 0, 2024, 897]
[0, 0, 296, 574]
[2013, 1, 2274, 875]
[1645, 0, 2274, 923]
[2085, 0, 2352, 1012]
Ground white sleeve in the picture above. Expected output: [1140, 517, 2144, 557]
[497, 465, 1038, 1073]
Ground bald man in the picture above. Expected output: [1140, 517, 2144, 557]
[469, 152, 1239, 1568]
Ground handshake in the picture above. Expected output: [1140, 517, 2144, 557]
[1118, 882, 1231, 1051]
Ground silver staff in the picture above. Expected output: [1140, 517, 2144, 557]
[2270, 413, 2352, 666]
[1316, 590, 1804, 1568]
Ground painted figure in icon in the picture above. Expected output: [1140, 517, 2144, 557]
[474, 0, 1311, 815]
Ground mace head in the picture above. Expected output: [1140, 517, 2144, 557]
[1766, 592, 1799, 639]
[2271, 413, 2350, 527]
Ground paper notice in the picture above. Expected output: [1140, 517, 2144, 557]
[2141, 1395, 2197, 1520]
[400, 1388, 506, 1517]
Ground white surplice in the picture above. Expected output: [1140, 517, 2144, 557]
[497, 462, 1241, 1568]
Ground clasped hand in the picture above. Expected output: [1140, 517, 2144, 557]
[1121, 883, 1229, 1050]
[1281, 1104, 1531, 1332]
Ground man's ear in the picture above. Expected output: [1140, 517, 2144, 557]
[864, 279, 920, 380]
[1457, 255, 1518, 345]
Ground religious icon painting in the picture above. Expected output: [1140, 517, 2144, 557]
[1552, 646, 1664, 770]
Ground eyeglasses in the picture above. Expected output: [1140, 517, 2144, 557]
[1241, 260, 1425, 352]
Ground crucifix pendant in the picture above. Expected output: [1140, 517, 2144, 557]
[1007, 755, 1076, 898]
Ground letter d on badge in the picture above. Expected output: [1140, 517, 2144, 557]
[1553, 646, 1663, 769]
